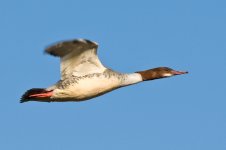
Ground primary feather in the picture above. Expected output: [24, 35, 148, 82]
[45, 39, 106, 80]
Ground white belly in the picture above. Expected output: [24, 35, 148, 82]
[52, 75, 122, 101]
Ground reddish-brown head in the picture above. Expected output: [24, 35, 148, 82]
[136, 67, 188, 81]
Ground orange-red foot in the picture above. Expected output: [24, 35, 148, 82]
[29, 91, 53, 98]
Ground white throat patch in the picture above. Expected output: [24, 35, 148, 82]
[163, 73, 173, 77]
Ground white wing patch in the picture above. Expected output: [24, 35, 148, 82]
[45, 39, 106, 80]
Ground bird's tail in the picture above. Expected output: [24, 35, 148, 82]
[20, 88, 53, 103]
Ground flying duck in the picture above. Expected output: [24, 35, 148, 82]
[21, 39, 188, 103]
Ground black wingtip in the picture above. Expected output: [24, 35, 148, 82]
[44, 38, 99, 57]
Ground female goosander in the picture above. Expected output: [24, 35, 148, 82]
[21, 39, 188, 103]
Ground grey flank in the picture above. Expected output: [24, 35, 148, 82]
[56, 69, 127, 89]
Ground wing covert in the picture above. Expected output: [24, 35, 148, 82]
[45, 39, 106, 80]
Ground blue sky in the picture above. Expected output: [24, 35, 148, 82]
[0, 0, 226, 149]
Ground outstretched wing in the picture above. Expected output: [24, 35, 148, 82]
[45, 39, 106, 80]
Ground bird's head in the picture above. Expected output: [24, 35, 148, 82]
[137, 67, 188, 81]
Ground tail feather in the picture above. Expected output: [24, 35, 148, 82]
[20, 88, 52, 103]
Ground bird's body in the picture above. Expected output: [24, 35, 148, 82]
[21, 39, 187, 103]
[48, 69, 142, 102]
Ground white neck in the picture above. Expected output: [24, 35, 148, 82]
[120, 73, 143, 87]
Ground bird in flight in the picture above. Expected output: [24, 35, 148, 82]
[21, 39, 188, 103]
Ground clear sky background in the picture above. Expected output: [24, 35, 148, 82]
[0, 0, 226, 150]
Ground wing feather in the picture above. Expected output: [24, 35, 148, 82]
[45, 39, 106, 80]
